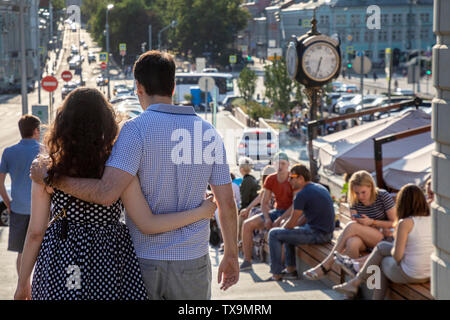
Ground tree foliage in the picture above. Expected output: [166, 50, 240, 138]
[237, 66, 257, 105]
[82, 0, 249, 65]
[264, 58, 295, 115]
[246, 101, 273, 121]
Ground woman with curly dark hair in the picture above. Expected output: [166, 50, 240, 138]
[14, 88, 216, 300]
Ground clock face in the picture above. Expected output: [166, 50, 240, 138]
[286, 41, 298, 80]
[301, 42, 339, 82]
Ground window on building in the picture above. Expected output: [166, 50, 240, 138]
[320, 15, 329, 25]
[420, 13, 430, 23]
[337, 15, 346, 25]
[381, 14, 389, 24]
[364, 31, 374, 42]
[353, 30, 360, 42]
[407, 30, 416, 40]
[378, 30, 388, 41]
[392, 29, 402, 41]
[392, 14, 402, 24]
[407, 13, 416, 24]
[351, 14, 360, 25]
[379, 50, 385, 60]
[421, 29, 429, 40]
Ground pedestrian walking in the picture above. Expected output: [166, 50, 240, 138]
[0, 115, 41, 276]
[17, 88, 217, 300]
[30, 51, 239, 299]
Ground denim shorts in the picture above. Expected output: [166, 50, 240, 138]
[259, 209, 285, 222]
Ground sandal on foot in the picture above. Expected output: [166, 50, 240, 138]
[334, 255, 357, 277]
[302, 264, 330, 280]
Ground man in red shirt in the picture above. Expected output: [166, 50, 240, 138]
[240, 152, 294, 271]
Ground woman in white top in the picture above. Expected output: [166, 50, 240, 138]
[333, 184, 432, 299]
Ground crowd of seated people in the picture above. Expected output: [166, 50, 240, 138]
[232, 155, 434, 298]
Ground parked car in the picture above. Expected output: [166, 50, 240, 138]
[236, 128, 278, 170]
[68, 56, 81, 69]
[87, 51, 96, 63]
[331, 81, 344, 91]
[96, 75, 108, 86]
[393, 88, 415, 96]
[110, 95, 138, 105]
[61, 81, 79, 99]
[337, 84, 359, 93]
[327, 92, 342, 112]
[115, 87, 133, 97]
[202, 68, 218, 73]
[113, 83, 128, 95]
[332, 94, 357, 113]
[221, 95, 242, 111]
[360, 97, 413, 121]
[336, 94, 381, 114]
[116, 101, 143, 120]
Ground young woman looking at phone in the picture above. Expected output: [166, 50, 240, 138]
[303, 170, 396, 280]
[333, 184, 433, 299]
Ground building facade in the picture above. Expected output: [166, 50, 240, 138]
[0, 0, 47, 92]
[240, 0, 435, 65]
[431, 0, 450, 300]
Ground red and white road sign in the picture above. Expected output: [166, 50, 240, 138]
[100, 62, 107, 70]
[61, 70, 72, 82]
[41, 76, 58, 92]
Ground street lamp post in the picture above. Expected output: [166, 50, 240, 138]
[106, 4, 114, 100]
[19, 0, 28, 115]
[158, 20, 177, 51]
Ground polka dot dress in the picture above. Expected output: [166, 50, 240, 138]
[31, 189, 149, 300]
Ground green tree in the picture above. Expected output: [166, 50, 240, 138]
[247, 101, 273, 121]
[237, 66, 257, 105]
[88, 0, 162, 59]
[160, 0, 249, 63]
[264, 58, 294, 115]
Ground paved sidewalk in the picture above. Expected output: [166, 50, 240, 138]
[210, 246, 344, 300]
[0, 227, 18, 300]
[0, 225, 343, 300]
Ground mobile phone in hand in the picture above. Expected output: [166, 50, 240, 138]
[352, 214, 362, 219]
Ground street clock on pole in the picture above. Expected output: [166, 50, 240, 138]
[285, 8, 342, 182]
[286, 18, 341, 87]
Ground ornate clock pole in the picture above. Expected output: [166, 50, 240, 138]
[286, 8, 341, 182]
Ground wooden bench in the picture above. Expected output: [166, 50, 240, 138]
[335, 203, 433, 300]
[255, 203, 433, 299]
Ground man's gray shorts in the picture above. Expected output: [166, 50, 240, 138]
[8, 211, 30, 253]
[138, 253, 212, 300]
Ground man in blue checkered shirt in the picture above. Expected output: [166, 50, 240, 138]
[34, 51, 239, 299]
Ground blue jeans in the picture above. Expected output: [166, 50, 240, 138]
[269, 224, 333, 275]
[259, 209, 285, 222]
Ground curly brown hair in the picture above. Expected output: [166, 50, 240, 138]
[44, 87, 118, 184]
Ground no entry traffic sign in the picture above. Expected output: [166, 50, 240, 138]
[41, 76, 58, 92]
[100, 62, 107, 70]
[61, 70, 73, 82]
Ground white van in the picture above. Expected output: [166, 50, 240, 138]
[236, 128, 278, 170]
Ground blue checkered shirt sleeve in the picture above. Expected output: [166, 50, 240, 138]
[208, 133, 232, 186]
[106, 120, 143, 176]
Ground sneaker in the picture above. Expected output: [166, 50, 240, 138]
[239, 260, 252, 271]
[281, 270, 298, 280]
